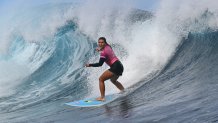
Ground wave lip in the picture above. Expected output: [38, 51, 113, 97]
[0, 20, 93, 113]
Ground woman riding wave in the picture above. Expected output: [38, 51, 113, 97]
[86, 37, 124, 101]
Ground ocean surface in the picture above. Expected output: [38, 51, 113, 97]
[1, 1, 218, 123]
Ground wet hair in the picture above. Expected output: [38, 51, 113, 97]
[98, 37, 109, 45]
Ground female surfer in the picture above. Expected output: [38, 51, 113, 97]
[86, 37, 124, 101]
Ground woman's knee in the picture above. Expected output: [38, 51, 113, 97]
[99, 76, 105, 82]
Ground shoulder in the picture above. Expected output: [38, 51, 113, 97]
[104, 45, 112, 51]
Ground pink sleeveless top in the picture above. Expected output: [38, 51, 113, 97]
[100, 45, 119, 66]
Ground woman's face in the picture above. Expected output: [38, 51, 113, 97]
[98, 39, 106, 49]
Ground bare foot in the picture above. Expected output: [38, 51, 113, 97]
[96, 97, 105, 101]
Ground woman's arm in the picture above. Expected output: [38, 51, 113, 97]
[86, 58, 105, 67]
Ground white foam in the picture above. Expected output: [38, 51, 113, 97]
[73, 1, 177, 97]
[0, 61, 30, 97]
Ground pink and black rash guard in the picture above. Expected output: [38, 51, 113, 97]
[89, 45, 118, 67]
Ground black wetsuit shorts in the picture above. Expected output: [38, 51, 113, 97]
[108, 60, 124, 76]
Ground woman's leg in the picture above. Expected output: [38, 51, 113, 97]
[97, 70, 114, 101]
[110, 75, 124, 91]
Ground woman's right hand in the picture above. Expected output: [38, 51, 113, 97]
[96, 47, 101, 52]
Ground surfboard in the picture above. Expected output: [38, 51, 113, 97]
[65, 94, 118, 107]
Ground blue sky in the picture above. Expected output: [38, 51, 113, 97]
[0, 0, 160, 12]
[134, 0, 161, 11]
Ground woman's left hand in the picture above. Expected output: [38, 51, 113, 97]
[85, 64, 90, 67]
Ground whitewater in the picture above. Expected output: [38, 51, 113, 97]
[1, 0, 218, 122]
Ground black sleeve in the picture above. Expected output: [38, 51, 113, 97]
[89, 58, 106, 67]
